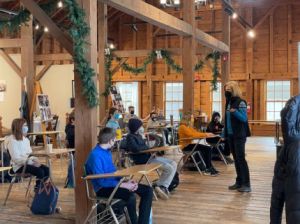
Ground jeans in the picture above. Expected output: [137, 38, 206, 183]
[66, 159, 74, 187]
[16, 164, 49, 187]
[228, 136, 250, 187]
[149, 156, 177, 188]
[96, 184, 153, 224]
[183, 144, 213, 168]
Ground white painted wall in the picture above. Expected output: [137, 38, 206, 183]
[0, 53, 74, 132]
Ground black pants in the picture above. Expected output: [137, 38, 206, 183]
[228, 136, 250, 187]
[16, 164, 49, 186]
[183, 144, 213, 168]
[96, 184, 153, 224]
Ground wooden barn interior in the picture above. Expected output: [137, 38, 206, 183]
[0, 0, 299, 223]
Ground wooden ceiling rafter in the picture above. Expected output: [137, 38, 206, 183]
[0, 48, 22, 78]
[99, 0, 229, 52]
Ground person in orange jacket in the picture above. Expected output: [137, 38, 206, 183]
[178, 115, 219, 176]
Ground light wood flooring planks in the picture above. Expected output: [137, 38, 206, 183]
[0, 137, 283, 224]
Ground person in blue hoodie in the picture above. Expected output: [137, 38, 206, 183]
[85, 127, 153, 224]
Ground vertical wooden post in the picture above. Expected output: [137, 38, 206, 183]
[182, 0, 196, 114]
[74, 1, 97, 223]
[287, 4, 292, 74]
[98, 2, 108, 123]
[269, 14, 274, 73]
[21, 18, 35, 126]
[221, 1, 230, 115]
[298, 42, 300, 93]
[146, 23, 153, 115]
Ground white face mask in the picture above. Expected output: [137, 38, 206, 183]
[137, 126, 144, 136]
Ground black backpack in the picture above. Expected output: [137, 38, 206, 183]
[168, 172, 179, 192]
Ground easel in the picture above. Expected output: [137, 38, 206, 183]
[29, 81, 58, 148]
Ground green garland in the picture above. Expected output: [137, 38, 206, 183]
[64, 0, 98, 107]
[0, 0, 99, 107]
[206, 51, 221, 91]
[104, 49, 217, 95]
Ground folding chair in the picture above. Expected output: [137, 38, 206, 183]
[82, 173, 132, 224]
[3, 158, 34, 206]
[205, 138, 228, 165]
[177, 138, 207, 175]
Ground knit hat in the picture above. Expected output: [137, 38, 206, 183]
[128, 118, 143, 133]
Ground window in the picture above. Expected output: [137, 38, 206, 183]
[165, 82, 183, 121]
[116, 82, 139, 116]
[266, 81, 290, 121]
[212, 82, 222, 114]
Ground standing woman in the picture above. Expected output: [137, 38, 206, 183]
[6, 118, 49, 188]
[223, 81, 251, 192]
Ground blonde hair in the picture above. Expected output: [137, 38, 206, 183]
[225, 81, 242, 97]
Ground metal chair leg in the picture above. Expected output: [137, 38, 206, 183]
[124, 207, 132, 224]
[109, 206, 120, 224]
[83, 202, 99, 224]
[191, 154, 203, 175]
[4, 176, 16, 206]
[216, 145, 228, 165]
[25, 176, 33, 198]
[144, 174, 158, 201]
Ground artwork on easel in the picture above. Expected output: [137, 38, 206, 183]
[0, 80, 6, 102]
[109, 85, 125, 113]
[37, 94, 52, 121]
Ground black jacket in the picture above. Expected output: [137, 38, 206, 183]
[270, 94, 300, 224]
[125, 133, 150, 164]
[224, 96, 251, 139]
[65, 124, 75, 148]
[207, 112, 224, 134]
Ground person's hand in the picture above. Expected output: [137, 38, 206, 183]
[221, 138, 225, 141]
[120, 181, 138, 192]
[206, 132, 216, 138]
[229, 108, 236, 113]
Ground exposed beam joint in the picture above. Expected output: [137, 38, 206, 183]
[35, 62, 53, 81]
[0, 38, 22, 48]
[111, 58, 128, 75]
[0, 49, 22, 78]
[21, 0, 73, 55]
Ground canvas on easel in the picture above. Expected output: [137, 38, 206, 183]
[37, 94, 52, 122]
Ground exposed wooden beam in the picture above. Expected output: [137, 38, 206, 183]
[253, 0, 281, 30]
[111, 57, 128, 75]
[0, 49, 22, 78]
[287, 4, 292, 73]
[269, 14, 274, 73]
[21, 0, 73, 55]
[100, 0, 229, 52]
[35, 62, 53, 81]
[109, 12, 125, 25]
[74, 0, 98, 223]
[0, 39, 22, 48]
[182, 0, 195, 114]
[35, 53, 72, 61]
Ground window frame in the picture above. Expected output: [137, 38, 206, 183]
[164, 82, 183, 121]
[211, 82, 223, 115]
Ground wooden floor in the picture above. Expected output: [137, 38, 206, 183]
[0, 137, 283, 224]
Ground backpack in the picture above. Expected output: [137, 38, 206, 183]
[168, 171, 180, 192]
[30, 180, 59, 215]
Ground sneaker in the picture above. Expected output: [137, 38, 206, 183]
[55, 207, 62, 213]
[203, 167, 219, 176]
[228, 183, 241, 190]
[237, 186, 252, 193]
[154, 186, 169, 200]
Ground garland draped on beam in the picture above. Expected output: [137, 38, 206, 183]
[64, 0, 98, 107]
[206, 51, 221, 91]
[0, 0, 99, 107]
[104, 49, 220, 95]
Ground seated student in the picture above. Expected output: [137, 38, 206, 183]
[147, 112, 170, 145]
[106, 107, 121, 131]
[178, 115, 219, 176]
[126, 118, 177, 200]
[85, 127, 153, 224]
[206, 112, 233, 163]
[5, 118, 49, 188]
[65, 112, 75, 188]
[124, 106, 139, 122]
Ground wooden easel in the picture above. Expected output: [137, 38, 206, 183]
[29, 81, 58, 147]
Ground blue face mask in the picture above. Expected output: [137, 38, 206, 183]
[22, 125, 28, 134]
[114, 113, 120, 120]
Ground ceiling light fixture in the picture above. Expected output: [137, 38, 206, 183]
[247, 29, 255, 38]
[57, 1, 63, 8]
[232, 12, 238, 19]
[44, 27, 49, 32]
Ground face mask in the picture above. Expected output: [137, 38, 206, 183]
[152, 117, 157, 121]
[130, 111, 135, 115]
[22, 125, 28, 134]
[225, 91, 232, 99]
[214, 118, 220, 123]
[138, 126, 144, 135]
[114, 113, 120, 119]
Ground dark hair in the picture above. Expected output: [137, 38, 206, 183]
[150, 112, 157, 117]
[107, 107, 118, 122]
[128, 106, 134, 109]
[11, 118, 26, 141]
[211, 111, 221, 122]
[98, 127, 116, 144]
